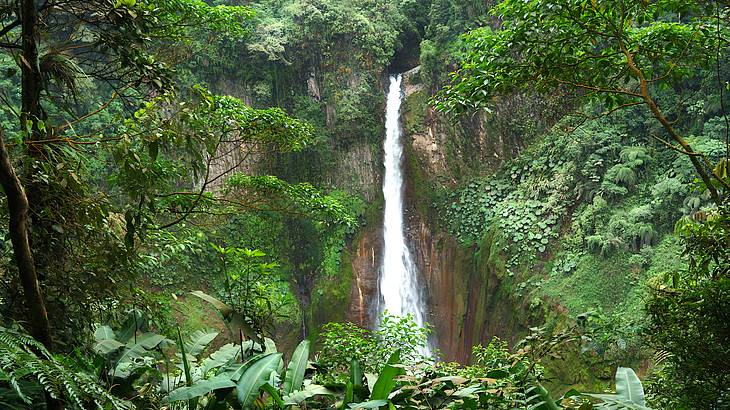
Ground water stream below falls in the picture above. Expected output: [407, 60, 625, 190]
[378, 74, 430, 354]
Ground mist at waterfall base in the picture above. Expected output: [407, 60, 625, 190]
[378, 75, 431, 356]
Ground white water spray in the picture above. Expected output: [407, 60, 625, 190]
[378, 75, 429, 353]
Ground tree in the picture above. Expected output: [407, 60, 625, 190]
[0, 0, 252, 349]
[435, 0, 730, 204]
[0, 126, 50, 347]
[0, 0, 344, 350]
[644, 206, 730, 408]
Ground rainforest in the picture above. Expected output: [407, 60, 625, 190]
[0, 0, 728, 409]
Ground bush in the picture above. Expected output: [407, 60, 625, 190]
[645, 207, 730, 408]
[316, 312, 431, 382]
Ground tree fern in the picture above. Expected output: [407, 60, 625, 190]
[0, 325, 134, 409]
[611, 164, 637, 187]
[620, 147, 651, 167]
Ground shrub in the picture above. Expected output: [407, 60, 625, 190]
[316, 312, 431, 382]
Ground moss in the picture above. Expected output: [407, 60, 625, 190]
[540, 251, 634, 315]
[644, 234, 685, 281]
[402, 89, 429, 135]
[537, 233, 683, 322]
[362, 189, 384, 227]
[307, 248, 354, 346]
[450, 226, 536, 357]
[543, 344, 614, 394]
[403, 138, 437, 219]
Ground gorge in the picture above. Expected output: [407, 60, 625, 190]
[0, 1, 726, 407]
[187, 2, 719, 378]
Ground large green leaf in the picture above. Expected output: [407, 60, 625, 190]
[614, 367, 645, 406]
[230, 353, 270, 382]
[184, 330, 218, 358]
[349, 399, 388, 409]
[111, 342, 149, 379]
[136, 332, 169, 350]
[94, 327, 166, 379]
[117, 309, 146, 343]
[453, 385, 485, 398]
[94, 325, 115, 342]
[93, 339, 124, 356]
[93, 326, 167, 358]
[229, 312, 265, 346]
[177, 327, 198, 409]
[262, 382, 285, 408]
[165, 373, 236, 403]
[283, 384, 337, 405]
[350, 361, 363, 384]
[369, 350, 404, 401]
[201, 343, 241, 374]
[283, 340, 309, 395]
[190, 291, 232, 316]
[264, 338, 277, 354]
[350, 360, 366, 399]
[585, 367, 651, 409]
[343, 381, 354, 409]
[364, 373, 378, 393]
[191, 291, 264, 346]
[236, 352, 283, 408]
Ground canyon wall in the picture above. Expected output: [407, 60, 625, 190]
[210, 50, 556, 360]
[342, 66, 541, 362]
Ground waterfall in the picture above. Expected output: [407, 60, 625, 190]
[378, 75, 430, 354]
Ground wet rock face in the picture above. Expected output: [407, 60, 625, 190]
[399, 68, 515, 189]
[406, 216, 532, 362]
[396, 67, 535, 362]
[402, 66, 426, 98]
[337, 67, 546, 362]
[346, 222, 382, 327]
[327, 141, 381, 203]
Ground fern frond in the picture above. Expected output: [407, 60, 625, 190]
[0, 325, 135, 409]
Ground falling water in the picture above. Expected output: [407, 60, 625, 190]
[378, 75, 429, 354]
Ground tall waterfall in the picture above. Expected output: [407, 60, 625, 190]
[378, 75, 429, 352]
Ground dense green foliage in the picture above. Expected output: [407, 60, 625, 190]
[0, 325, 132, 409]
[441, 110, 721, 318]
[436, 0, 730, 201]
[433, 0, 730, 407]
[0, 0, 727, 408]
[643, 208, 730, 409]
[0, 0, 357, 352]
[2, 307, 655, 409]
[316, 313, 431, 382]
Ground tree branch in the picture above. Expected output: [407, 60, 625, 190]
[0, 19, 21, 39]
[619, 41, 728, 204]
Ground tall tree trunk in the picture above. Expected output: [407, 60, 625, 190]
[0, 129, 52, 349]
[21, 0, 63, 286]
[18, 0, 53, 347]
[21, 0, 44, 139]
[15, 3, 64, 407]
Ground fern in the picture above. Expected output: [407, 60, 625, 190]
[523, 384, 560, 410]
[601, 234, 625, 257]
[0, 325, 134, 409]
[620, 147, 651, 167]
[683, 196, 702, 213]
[611, 165, 637, 187]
